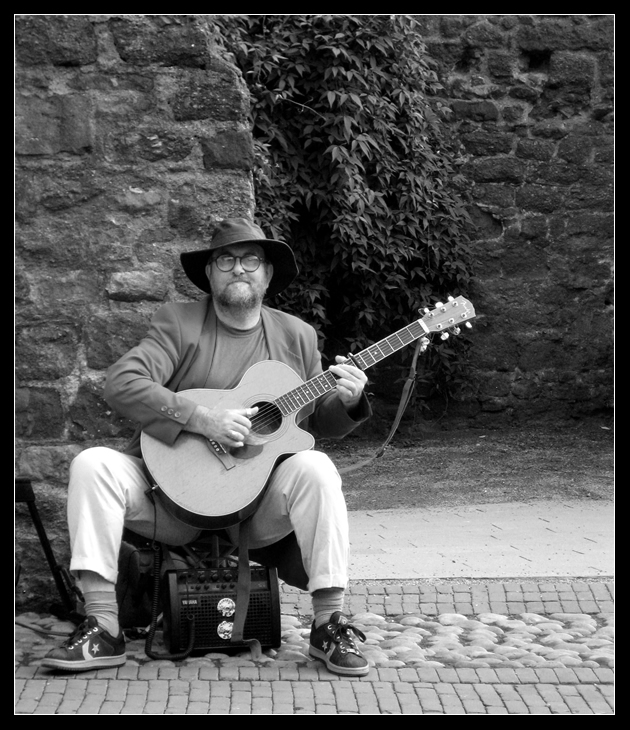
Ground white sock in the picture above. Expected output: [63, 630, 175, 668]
[312, 587, 345, 628]
[79, 571, 120, 637]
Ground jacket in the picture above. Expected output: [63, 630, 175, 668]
[104, 297, 371, 455]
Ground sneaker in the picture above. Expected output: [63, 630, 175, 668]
[41, 616, 126, 672]
[309, 611, 369, 676]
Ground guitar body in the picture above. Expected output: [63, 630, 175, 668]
[141, 360, 316, 530]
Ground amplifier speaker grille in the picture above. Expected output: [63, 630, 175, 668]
[163, 564, 281, 655]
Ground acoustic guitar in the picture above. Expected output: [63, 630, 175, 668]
[141, 296, 476, 529]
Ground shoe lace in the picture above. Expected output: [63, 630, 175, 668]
[64, 619, 97, 649]
[329, 621, 366, 654]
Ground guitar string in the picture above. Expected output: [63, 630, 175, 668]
[220, 305, 468, 438]
[246, 321, 449, 433]
[244, 308, 472, 433]
[246, 325, 429, 434]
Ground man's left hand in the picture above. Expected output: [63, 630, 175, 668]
[329, 356, 368, 410]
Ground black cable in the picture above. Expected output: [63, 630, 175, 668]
[143, 489, 195, 661]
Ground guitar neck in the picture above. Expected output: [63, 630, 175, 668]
[274, 319, 427, 417]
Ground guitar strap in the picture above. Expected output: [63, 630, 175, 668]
[338, 335, 424, 475]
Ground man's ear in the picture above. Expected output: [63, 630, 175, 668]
[265, 262, 274, 288]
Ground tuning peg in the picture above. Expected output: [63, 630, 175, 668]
[465, 321, 472, 329]
[447, 295, 454, 301]
[435, 302, 444, 308]
[440, 332, 450, 340]
[452, 326, 461, 335]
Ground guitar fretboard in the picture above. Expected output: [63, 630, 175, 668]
[274, 320, 427, 416]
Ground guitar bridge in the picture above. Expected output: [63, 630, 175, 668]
[206, 439, 237, 470]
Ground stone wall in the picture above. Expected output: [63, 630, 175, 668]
[412, 14, 614, 427]
[15, 14, 256, 610]
[15, 15, 614, 611]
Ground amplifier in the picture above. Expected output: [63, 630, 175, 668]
[162, 562, 281, 656]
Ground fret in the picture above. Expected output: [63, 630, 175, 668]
[385, 334, 403, 349]
[284, 392, 302, 411]
[323, 370, 338, 390]
[275, 396, 293, 417]
[377, 340, 395, 356]
[273, 371, 339, 416]
[301, 385, 314, 401]
[408, 322, 425, 339]
[370, 344, 387, 360]
[354, 324, 422, 368]
[360, 350, 376, 366]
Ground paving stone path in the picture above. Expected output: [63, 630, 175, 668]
[15, 580, 614, 714]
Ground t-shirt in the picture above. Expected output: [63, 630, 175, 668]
[204, 318, 269, 390]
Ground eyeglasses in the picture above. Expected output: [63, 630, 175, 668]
[211, 254, 267, 272]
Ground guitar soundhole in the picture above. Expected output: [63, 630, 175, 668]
[251, 400, 283, 436]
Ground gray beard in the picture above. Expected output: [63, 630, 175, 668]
[214, 281, 265, 314]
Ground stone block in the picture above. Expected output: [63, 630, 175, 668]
[449, 99, 499, 122]
[200, 130, 254, 170]
[515, 139, 555, 162]
[84, 311, 152, 370]
[549, 52, 596, 90]
[108, 14, 210, 67]
[105, 270, 169, 302]
[15, 387, 65, 439]
[15, 14, 97, 66]
[117, 128, 195, 163]
[68, 381, 135, 441]
[463, 19, 505, 49]
[516, 16, 611, 53]
[462, 129, 514, 156]
[515, 184, 563, 214]
[15, 93, 94, 156]
[487, 50, 516, 79]
[467, 156, 524, 184]
[15, 323, 79, 380]
[170, 67, 247, 122]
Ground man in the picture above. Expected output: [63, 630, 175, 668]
[43, 218, 372, 677]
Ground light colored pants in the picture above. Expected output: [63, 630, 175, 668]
[68, 446, 349, 593]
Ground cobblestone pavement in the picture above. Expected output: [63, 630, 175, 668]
[15, 579, 614, 715]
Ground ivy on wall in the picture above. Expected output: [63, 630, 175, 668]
[216, 14, 476, 404]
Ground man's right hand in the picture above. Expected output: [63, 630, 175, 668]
[186, 405, 258, 448]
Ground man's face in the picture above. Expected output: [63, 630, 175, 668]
[206, 243, 274, 312]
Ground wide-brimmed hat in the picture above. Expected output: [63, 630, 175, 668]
[180, 218, 299, 297]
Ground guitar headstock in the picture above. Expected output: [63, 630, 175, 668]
[418, 296, 476, 339]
